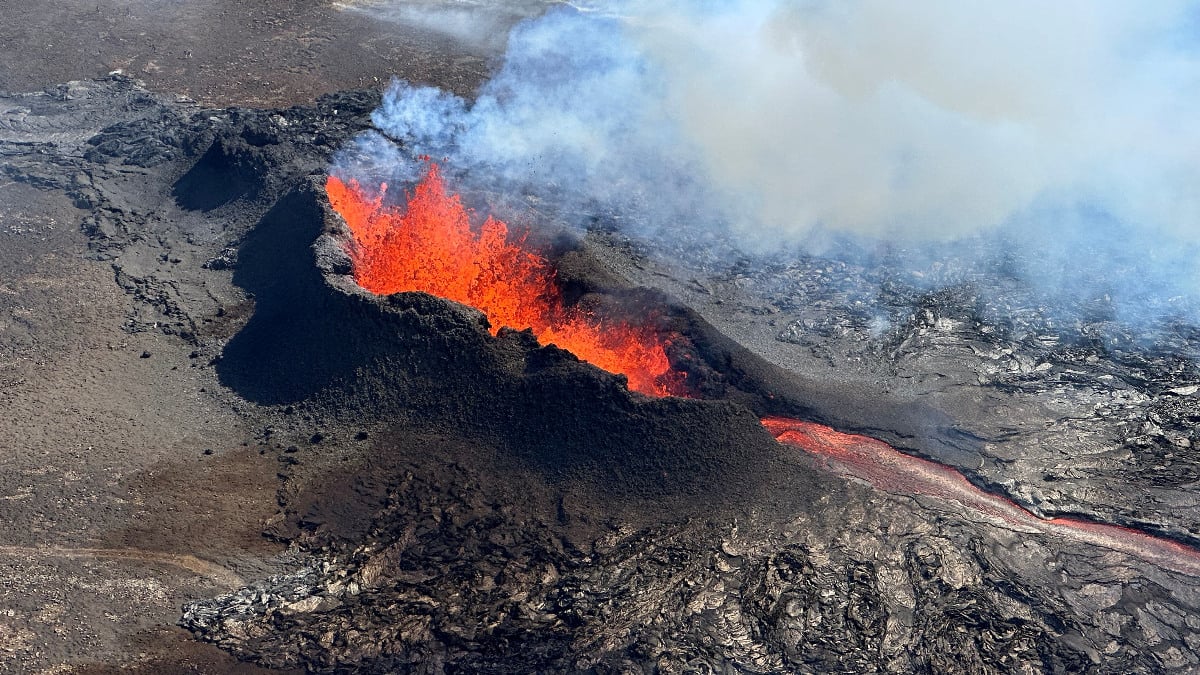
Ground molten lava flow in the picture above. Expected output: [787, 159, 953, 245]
[762, 416, 1200, 577]
[326, 164, 681, 397]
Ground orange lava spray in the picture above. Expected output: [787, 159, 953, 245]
[326, 163, 681, 397]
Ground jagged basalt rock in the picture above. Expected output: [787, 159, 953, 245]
[184, 431, 1200, 673]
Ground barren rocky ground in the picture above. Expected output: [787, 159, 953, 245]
[2, 2, 1200, 674]
[0, 2, 506, 671]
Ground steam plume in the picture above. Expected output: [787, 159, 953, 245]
[332, 0, 556, 52]
[336, 0, 1200, 330]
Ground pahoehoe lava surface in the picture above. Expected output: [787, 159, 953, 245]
[5, 75, 1200, 673]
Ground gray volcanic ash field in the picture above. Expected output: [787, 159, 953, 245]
[2, 2, 1200, 673]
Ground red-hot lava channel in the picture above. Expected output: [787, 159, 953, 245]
[326, 164, 1200, 578]
[762, 417, 1200, 577]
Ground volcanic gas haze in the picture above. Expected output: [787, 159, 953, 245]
[335, 0, 1200, 329]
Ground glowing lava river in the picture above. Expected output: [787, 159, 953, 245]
[762, 418, 1200, 578]
[327, 164, 1200, 579]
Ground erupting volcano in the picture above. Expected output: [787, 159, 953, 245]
[11, 1, 1200, 670]
[324, 163, 1200, 581]
[326, 164, 683, 397]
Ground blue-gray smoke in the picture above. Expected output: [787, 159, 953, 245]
[335, 0, 1200, 340]
[336, 7, 716, 231]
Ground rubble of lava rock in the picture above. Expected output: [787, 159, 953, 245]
[616, 228, 1200, 545]
[781, 254, 1199, 537]
[7, 77, 1200, 673]
[181, 440, 1163, 674]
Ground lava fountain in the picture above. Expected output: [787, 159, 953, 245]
[325, 165, 1200, 578]
[326, 164, 682, 397]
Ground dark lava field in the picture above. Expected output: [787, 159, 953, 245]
[2, 2, 1200, 674]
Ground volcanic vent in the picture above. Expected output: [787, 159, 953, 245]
[327, 163, 685, 397]
[217, 163, 854, 499]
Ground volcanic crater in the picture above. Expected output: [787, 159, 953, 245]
[220, 171, 794, 499]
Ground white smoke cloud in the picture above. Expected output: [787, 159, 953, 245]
[633, 0, 1200, 241]
[332, 0, 567, 51]
[340, 0, 1200, 326]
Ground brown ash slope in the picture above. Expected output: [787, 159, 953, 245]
[4, 77, 1200, 672]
